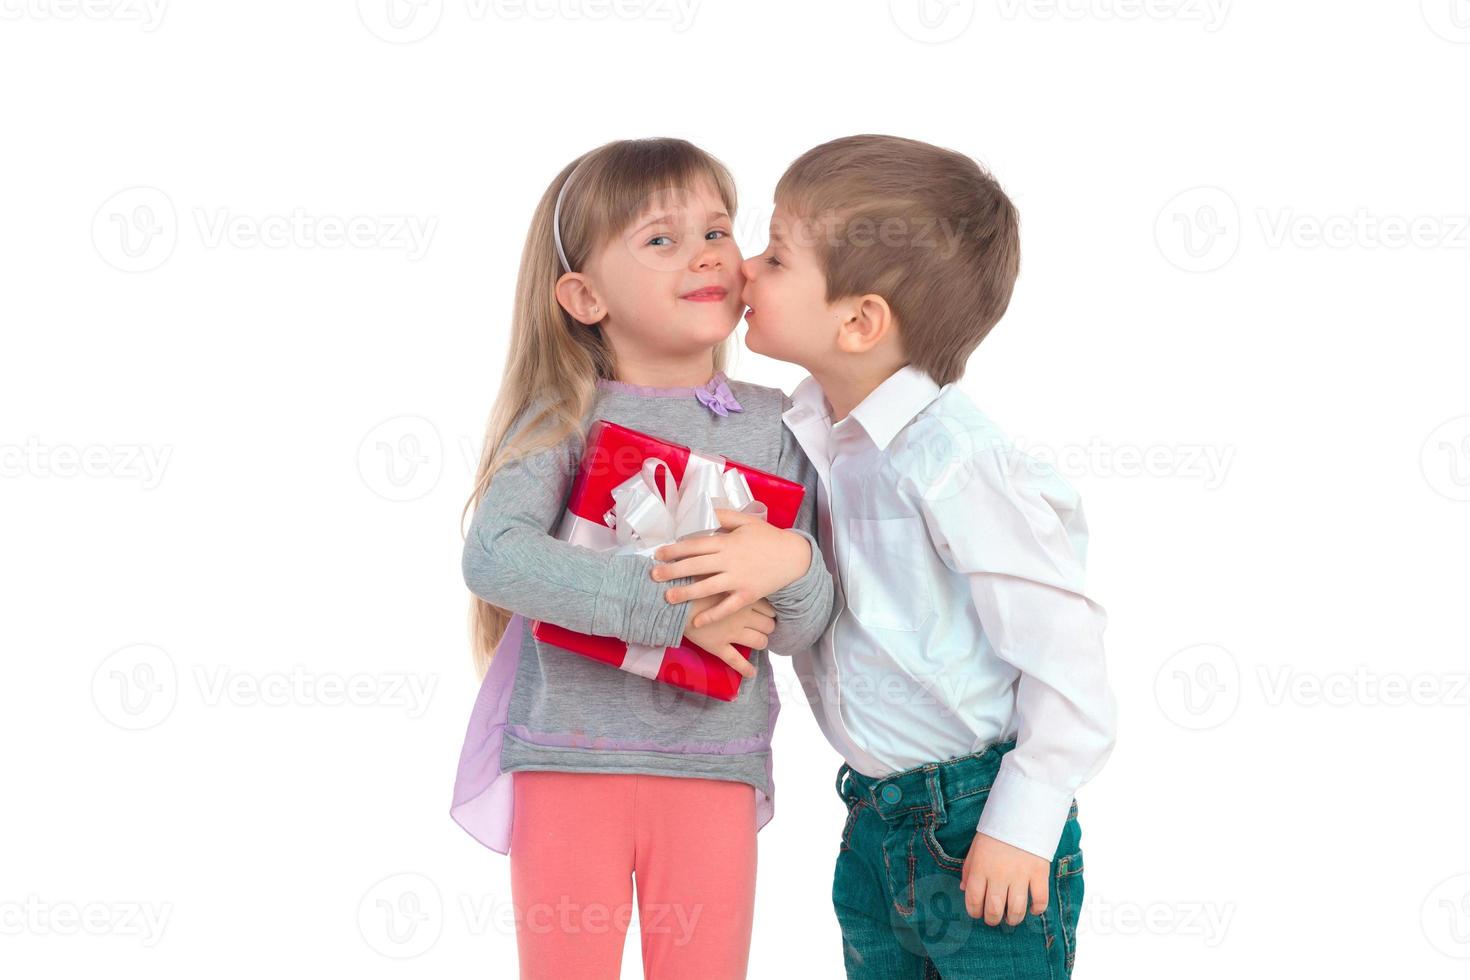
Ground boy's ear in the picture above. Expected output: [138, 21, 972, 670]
[555, 273, 606, 325]
[835, 293, 895, 354]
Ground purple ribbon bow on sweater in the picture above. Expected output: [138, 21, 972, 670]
[694, 375, 744, 417]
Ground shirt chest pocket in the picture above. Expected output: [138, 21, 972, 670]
[843, 516, 934, 632]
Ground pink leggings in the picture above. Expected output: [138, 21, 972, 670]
[509, 769, 757, 980]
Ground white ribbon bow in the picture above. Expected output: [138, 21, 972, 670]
[604, 451, 766, 556]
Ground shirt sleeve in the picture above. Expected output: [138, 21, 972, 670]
[909, 436, 1117, 861]
[462, 402, 694, 649]
[761, 393, 836, 656]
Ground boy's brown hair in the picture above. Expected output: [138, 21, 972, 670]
[775, 134, 1020, 386]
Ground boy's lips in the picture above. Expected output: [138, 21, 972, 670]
[680, 286, 728, 302]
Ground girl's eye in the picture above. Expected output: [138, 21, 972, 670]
[764, 255, 782, 268]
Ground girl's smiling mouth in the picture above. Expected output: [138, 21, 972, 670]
[680, 286, 728, 302]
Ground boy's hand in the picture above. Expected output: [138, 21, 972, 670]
[959, 832, 1051, 926]
[680, 591, 777, 679]
[650, 509, 811, 627]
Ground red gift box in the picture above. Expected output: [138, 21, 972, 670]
[532, 419, 805, 701]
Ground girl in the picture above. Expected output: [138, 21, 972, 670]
[450, 138, 834, 980]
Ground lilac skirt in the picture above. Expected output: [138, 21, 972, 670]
[449, 614, 778, 855]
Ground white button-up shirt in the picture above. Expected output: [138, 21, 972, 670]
[781, 364, 1117, 860]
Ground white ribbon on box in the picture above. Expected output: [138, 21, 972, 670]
[553, 451, 767, 680]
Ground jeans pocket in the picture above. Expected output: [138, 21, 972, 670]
[920, 791, 988, 873]
[840, 800, 866, 852]
[920, 814, 965, 872]
[1053, 815, 1084, 975]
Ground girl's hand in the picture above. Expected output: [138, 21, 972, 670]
[681, 592, 776, 679]
[960, 832, 1051, 926]
[651, 509, 812, 628]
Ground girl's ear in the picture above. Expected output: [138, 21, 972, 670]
[554, 273, 606, 325]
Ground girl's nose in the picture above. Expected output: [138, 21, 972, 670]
[740, 254, 760, 280]
[691, 244, 722, 271]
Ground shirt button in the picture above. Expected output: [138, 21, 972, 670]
[881, 785, 902, 804]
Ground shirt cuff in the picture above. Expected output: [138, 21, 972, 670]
[591, 553, 693, 649]
[974, 761, 1076, 862]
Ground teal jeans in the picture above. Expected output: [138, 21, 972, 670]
[832, 741, 1085, 979]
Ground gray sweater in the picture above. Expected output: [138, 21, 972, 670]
[461, 373, 834, 810]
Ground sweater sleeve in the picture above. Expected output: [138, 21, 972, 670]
[462, 402, 694, 649]
[760, 393, 836, 656]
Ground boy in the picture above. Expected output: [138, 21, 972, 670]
[651, 134, 1116, 978]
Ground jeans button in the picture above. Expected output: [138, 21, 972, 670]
[881, 784, 902, 804]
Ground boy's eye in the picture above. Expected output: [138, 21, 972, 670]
[647, 234, 674, 247]
[706, 229, 729, 241]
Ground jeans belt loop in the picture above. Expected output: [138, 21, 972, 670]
[837, 764, 857, 806]
[924, 764, 947, 826]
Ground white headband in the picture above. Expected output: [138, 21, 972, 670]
[552, 160, 585, 273]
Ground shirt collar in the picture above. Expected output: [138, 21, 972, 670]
[782, 365, 943, 453]
[846, 364, 943, 452]
[787, 374, 830, 421]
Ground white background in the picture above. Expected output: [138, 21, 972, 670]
[4, 1, 1469, 976]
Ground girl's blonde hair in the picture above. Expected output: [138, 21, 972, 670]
[463, 138, 739, 678]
